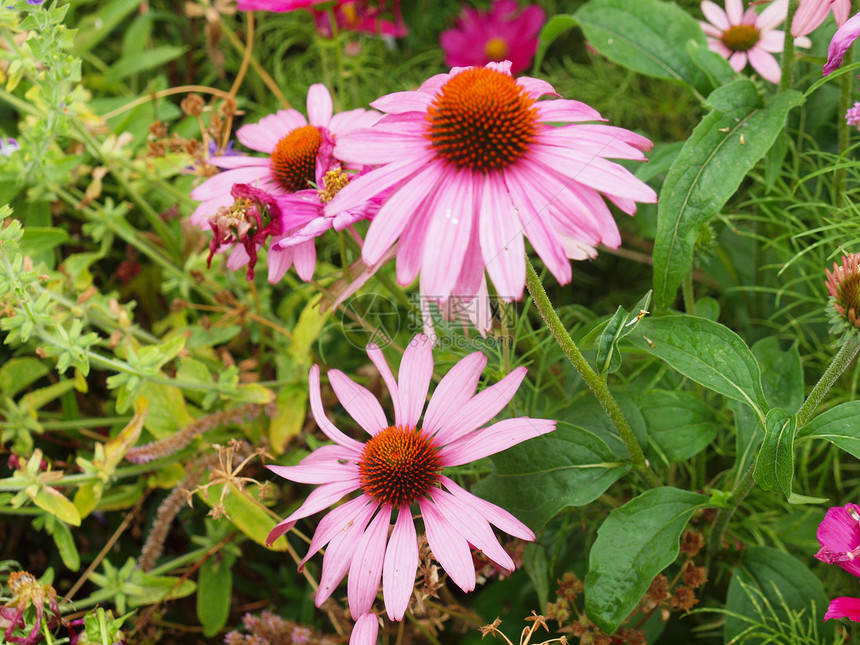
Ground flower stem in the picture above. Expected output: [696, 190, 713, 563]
[778, 0, 799, 92]
[524, 258, 661, 488]
[797, 337, 860, 428]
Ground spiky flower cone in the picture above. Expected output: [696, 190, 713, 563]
[826, 253, 860, 333]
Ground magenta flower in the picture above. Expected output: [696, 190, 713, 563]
[266, 334, 555, 636]
[824, 10, 860, 75]
[825, 597, 860, 621]
[439, 1, 546, 75]
[700, 0, 810, 84]
[791, 0, 851, 36]
[189, 84, 378, 282]
[815, 503, 860, 576]
[236, 0, 327, 10]
[324, 61, 656, 308]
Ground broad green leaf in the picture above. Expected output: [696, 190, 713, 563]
[575, 0, 715, 96]
[471, 425, 630, 529]
[753, 408, 796, 499]
[288, 294, 328, 371]
[561, 388, 648, 460]
[798, 401, 860, 458]
[585, 487, 709, 633]
[270, 384, 307, 455]
[21, 379, 76, 411]
[653, 81, 804, 309]
[105, 46, 187, 83]
[523, 542, 551, 610]
[725, 546, 833, 644]
[20, 227, 68, 257]
[74, 0, 142, 53]
[49, 520, 80, 572]
[137, 383, 193, 438]
[595, 291, 652, 375]
[198, 483, 287, 552]
[639, 390, 718, 463]
[534, 14, 578, 70]
[628, 315, 768, 420]
[753, 338, 804, 413]
[197, 558, 232, 637]
[33, 487, 81, 526]
[0, 358, 49, 397]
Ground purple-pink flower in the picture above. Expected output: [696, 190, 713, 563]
[236, 0, 326, 10]
[700, 0, 810, 84]
[324, 61, 656, 309]
[266, 334, 555, 640]
[816, 503, 860, 621]
[824, 10, 860, 75]
[189, 84, 378, 283]
[439, 0, 546, 75]
[847, 102, 860, 128]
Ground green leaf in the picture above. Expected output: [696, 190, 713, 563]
[753, 338, 804, 413]
[585, 487, 709, 633]
[0, 358, 49, 397]
[724, 546, 833, 644]
[74, 0, 141, 53]
[627, 315, 768, 420]
[798, 401, 860, 458]
[105, 46, 187, 82]
[595, 291, 652, 375]
[574, 0, 715, 96]
[269, 384, 307, 455]
[534, 14, 578, 70]
[639, 390, 718, 463]
[753, 408, 796, 499]
[288, 294, 328, 372]
[48, 519, 80, 572]
[652, 81, 804, 309]
[33, 487, 81, 526]
[471, 425, 630, 530]
[137, 383, 193, 439]
[197, 557, 232, 637]
[523, 542, 551, 610]
[198, 483, 287, 552]
[20, 227, 68, 257]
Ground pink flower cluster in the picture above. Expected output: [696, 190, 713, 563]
[816, 503, 860, 620]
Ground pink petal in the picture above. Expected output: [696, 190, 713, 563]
[419, 498, 476, 592]
[266, 478, 361, 545]
[267, 460, 359, 484]
[748, 47, 782, 83]
[317, 499, 379, 605]
[834, 0, 852, 27]
[701, 1, 730, 31]
[397, 334, 434, 429]
[297, 443, 357, 465]
[210, 155, 269, 169]
[292, 239, 317, 281]
[190, 166, 271, 201]
[366, 344, 403, 426]
[536, 99, 603, 123]
[479, 177, 526, 300]
[432, 367, 527, 445]
[440, 475, 535, 540]
[348, 505, 392, 617]
[329, 108, 383, 137]
[307, 83, 333, 128]
[825, 11, 860, 74]
[349, 613, 379, 644]
[725, 0, 744, 24]
[728, 50, 748, 72]
[438, 417, 556, 466]
[429, 488, 514, 572]
[382, 507, 419, 620]
[300, 495, 375, 569]
[371, 90, 434, 114]
[419, 168, 476, 300]
[423, 351, 488, 436]
[335, 129, 429, 165]
[267, 244, 293, 284]
[826, 597, 860, 621]
[329, 369, 389, 435]
[309, 364, 365, 451]
[516, 76, 558, 101]
[757, 0, 789, 31]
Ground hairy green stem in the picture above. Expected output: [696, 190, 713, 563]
[778, 0, 799, 93]
[524, 258, 661, 488]
[797, 337, 860, 428]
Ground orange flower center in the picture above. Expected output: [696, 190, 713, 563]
[721, 24, 760, 52]
[270, 124, 321, 193]
[359, 426, 441, 507]
[426, 67, 539, 173]
[484, 37, 509, 61]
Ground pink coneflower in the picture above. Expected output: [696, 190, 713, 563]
[266, 334, 555, 640]
[823, 9, 860, 75]
[236, 0, 326, 10]
[189, 84, 378, 282]
[700, 0, 811, 84]
[324, 61, 656, 307]
[816, 504, 860, 621]
[791, 0, 851, 37]
[439, 0, 546, 75]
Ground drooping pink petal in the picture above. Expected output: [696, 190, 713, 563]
[267, 460, 359, 485]
[348, 505, 392, 617]
[702, 0, 730, 30]
[349, 613, 380, 644]
[382, 507, 419, 620]
[266, 478, 361, 545]
[366, 344, 403, 426]
[299, 495, 374, 569]
[397, 334, 434, 429]
[757, 0, 789, 30]
[725, 0, 744, 24]
[309, 365, 365, 451]
[748, 47, 782, 84]
[440, 475, 535, 540]
[429, 488, 515, 572]
[317, 499, 379, 605]
[329, 369, 389, 435]
[419, 497, 476, 592]
[826, 596, 860, 621]
[825, 11, 860, 75]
